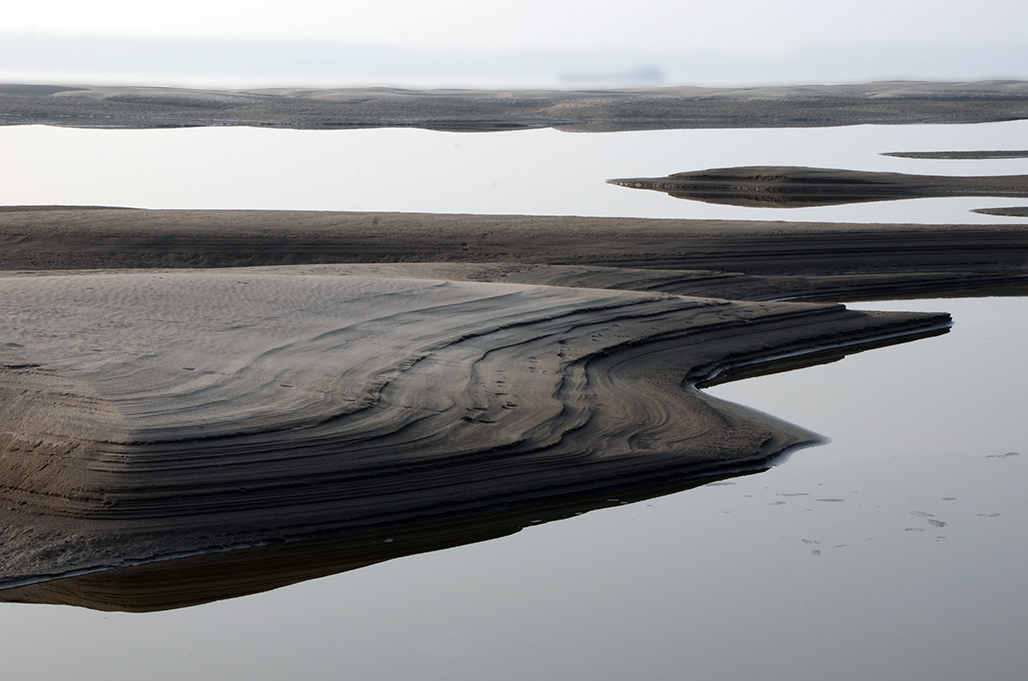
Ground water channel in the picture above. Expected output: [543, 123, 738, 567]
[0, 120, 1025, 680]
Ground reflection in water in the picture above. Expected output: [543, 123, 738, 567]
[0, 470, 750, 612]
[608, 166, 1028, 208]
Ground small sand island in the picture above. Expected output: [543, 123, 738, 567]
[883, 150, 1028, 159]
[608, 166, 1028, 208]
[0, 79, 1026, 611]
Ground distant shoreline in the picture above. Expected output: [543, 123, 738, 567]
[3, 80, 1028, 131]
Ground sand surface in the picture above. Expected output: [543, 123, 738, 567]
[2, 81, 1028, 131]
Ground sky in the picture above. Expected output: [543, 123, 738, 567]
[2, 0, 1027, 86]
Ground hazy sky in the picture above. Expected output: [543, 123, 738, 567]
[6, 0, 1028, 53]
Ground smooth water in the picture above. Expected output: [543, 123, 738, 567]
[0, 121, 1025, 680]
[2, 120, 1028, 223]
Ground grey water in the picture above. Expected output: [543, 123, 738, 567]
[3, 120, 1028, 223]
[0, 121, 1026, 680]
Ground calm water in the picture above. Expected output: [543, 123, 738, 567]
[2, 120, 1028, 223]
[0, 121, 1026, 680]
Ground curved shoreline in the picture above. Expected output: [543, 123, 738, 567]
[0, 266, 950, 606]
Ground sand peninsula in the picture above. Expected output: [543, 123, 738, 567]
[0, 80, 1026, 610]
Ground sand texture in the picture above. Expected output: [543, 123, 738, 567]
[0, 264, 952, 598]
[3, 81, 1028, 131]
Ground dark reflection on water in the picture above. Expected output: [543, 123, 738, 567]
[608, 166, 1028, 208]
[0, 469, 764, 612]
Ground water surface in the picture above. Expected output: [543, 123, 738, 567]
[2, 121, 1028, 223]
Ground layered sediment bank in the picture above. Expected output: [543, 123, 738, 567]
[0, 264, 949, 606]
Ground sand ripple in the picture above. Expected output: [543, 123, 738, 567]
[0, 266, 949, 587]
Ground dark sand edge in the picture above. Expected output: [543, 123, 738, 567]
[3, 80, 1028, 131]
